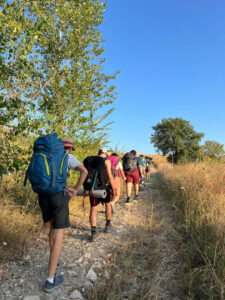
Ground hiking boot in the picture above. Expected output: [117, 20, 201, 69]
[44, 274, 64, 293]
[134, 195, 138, 200]
[126, 197, 131, 203]
[90, 232, 98, 242]
[104, 223, 113, 233]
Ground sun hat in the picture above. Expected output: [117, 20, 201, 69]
[62, 138, 75, 150]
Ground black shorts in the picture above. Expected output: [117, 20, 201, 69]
[90, 189, 111, 207]
[38, 191, 70, 229]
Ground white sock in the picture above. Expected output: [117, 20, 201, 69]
[47, 277, 54, 284]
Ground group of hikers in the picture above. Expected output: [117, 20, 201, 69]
[25, 133, 152, 292]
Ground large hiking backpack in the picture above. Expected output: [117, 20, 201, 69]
[122, 152, 137, 172]
[83, 156, 109, 192]
[24, 133, 68, 195]
[107, 155, 119, 177]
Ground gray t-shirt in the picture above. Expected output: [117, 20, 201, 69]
[67, 153, 81, 172]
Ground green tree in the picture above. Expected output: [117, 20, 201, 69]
[202, 140, 225, 159]
[0, 0, 118, 174]
[151, 118, 204, 163]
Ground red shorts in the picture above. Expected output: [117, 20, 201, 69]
[125, 169, 140, 184]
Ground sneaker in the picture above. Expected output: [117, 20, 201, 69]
[126, 197, 131, 203]
[104, 223, 113, 233]
[90, 232, 98, 242]
[134, 195, 138, 200]
[44, 274, 64, 293]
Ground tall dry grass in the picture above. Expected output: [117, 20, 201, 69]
[0, 173, 44, 261]
[156, 162, 225, 299]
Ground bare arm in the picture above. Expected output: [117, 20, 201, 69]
[74, 164, 88, 191]
[68, 164, 88, 199]
[120, 168, 126, 180]
[139, 164, 143, 178]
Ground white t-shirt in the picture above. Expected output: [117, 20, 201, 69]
[67, 153, 81, 172]
[115, 161, 123, 171]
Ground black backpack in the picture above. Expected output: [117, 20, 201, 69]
[83, 156, 109, 191]
[122, 153, 137, 172]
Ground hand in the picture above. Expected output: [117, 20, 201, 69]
[123, 177, 127, 182]
[67, 188, 78, 201]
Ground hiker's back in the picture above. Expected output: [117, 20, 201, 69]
[26, 133, 68, 195]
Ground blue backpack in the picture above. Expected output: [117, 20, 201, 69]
[24, 133, 69, 195]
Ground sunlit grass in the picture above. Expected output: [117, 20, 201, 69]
[156, 162, 225, 299]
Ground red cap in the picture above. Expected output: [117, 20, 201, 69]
[62, 138, 75, 150]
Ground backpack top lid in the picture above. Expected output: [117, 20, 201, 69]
[33, 133, 63, 152]
[122, 152, 134, 160]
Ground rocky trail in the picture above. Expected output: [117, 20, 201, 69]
[0, 180, 186, 300]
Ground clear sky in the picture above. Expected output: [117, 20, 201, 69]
[99, 0, 225, 154]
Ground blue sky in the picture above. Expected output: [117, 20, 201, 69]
[100, 0, 225, 154]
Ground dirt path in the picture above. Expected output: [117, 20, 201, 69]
[0, 183, 186, 300]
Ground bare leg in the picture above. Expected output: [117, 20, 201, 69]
[126, 182, 132, 197]
[90, 206, 97, 227]
[48, 227, 64, 278]
[49, 220, 54, 250]
[112, 187, 120, 204]
[105, 202, 111, 220]
[134, 183, 139, 195]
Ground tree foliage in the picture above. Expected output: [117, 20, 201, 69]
[202, 140, 225, 159]
[0, 0, 118, 174]
[151, 118, 204, 163]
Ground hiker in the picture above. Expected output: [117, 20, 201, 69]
[122, 150, 141, 203]
[138, 155, 146, 191]
[83, 148, 115, 242]
[25, 134, 87, 292]
[109, 152, 126, 213]
[145, 158, 152, 181]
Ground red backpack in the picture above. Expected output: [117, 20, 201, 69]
[107, 155, 119, 177]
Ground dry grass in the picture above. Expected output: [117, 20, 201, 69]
[0, 205, 42, 261]
[0, 173, 44, 261]
[156, 162, 225, 299]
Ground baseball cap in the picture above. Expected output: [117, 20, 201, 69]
[62, 138, 75, 150]
[98, 147, 107, 154]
